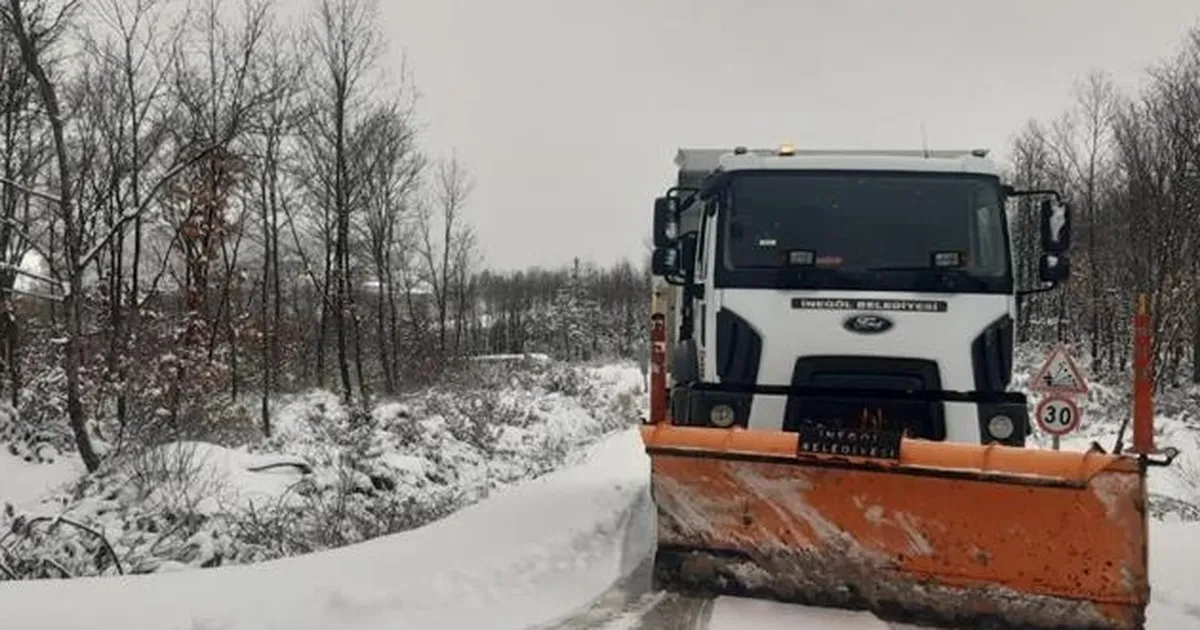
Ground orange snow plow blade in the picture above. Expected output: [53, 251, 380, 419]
[641, 424, 1149, 630]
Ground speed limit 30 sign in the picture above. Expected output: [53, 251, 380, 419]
[1035, 394, 1082, 436]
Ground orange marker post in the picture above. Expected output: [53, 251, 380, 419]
[1132, 293, 1154, 455]
[649, 312, 667, 425]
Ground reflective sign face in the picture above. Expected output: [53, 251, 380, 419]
[1035, 395, 1082, 436]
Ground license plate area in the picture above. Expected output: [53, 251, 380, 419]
[796, 425, 903, 459]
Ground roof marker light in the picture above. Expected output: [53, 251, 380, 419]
[778, 143, 796, 156]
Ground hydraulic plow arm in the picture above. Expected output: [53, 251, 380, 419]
[641, 424, 1150, 630]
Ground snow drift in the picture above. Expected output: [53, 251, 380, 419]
[0, 360, 647, 578]
[0, 428, 655, 630]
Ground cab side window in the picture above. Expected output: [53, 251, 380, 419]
[695, 199, 710, 281]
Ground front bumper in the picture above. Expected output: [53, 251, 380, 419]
[667, 382, 1030, 447]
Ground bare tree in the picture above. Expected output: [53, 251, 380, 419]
[0, 29, 50, 405]
[168, 0, 273, 323]
[247, 21, 305, 434]
[2, 0, 100, 471]
[302, 0, 384, 403]
[78, 0, 181, 433]
[353, 96, 423, 394]
[1043, 71, 1119, 364]
[418, 154, 473, 360]
[1007, 120, 1052, 342]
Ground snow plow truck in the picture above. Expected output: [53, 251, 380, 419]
[641, 145, 1173, 629]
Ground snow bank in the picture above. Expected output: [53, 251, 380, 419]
[1146, 520, 1200, 628]
[0, 360, 645, 578]
[0, 428, 654, 630]
[0, 447, 82, 514]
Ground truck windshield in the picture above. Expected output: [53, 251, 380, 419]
[718, 171, 1011, 293]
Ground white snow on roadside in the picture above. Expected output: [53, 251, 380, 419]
[0, 361, 645, 575]
[1146, 520, 1200, 628]
[0, 447, 82, 513]
[0, 400, 85, 514]
[0, 428, 654, 630]
[708, 597, 923, 629]
[137, 442, 315, 518]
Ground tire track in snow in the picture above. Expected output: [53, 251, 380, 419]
[531, 470, 919, 629]
[631, 592, 714, 629]
[535, 588, 713, 630]
[533, 550, 713, 630]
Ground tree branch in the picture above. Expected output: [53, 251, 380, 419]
[0, 174, 60, 204]
[77, 142, 223, 273]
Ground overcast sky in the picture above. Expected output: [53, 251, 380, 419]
[374, 0, 1200, 271]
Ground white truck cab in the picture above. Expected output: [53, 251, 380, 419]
[650, 145, 1072, 446]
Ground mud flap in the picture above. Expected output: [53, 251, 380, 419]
[641, 424, 1149, 630]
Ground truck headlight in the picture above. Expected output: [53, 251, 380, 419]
[987, 414, 1015, 440]
[710, 404, 736, 428]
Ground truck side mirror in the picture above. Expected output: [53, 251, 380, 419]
[1038, 253, 1070, 284]
[651, 245, 678, 276]
[1040, 199, 1071, 254]
[653, 197, 674, 248]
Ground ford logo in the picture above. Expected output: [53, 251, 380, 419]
[843, 313, 893, 334]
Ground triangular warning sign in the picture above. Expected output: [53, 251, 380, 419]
[1030, 344, 1089, 394]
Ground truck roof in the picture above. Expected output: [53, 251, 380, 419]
[674, 148, 1001, 179]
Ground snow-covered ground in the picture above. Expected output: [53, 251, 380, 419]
[1, 351, 1198, 629]
[0, 360, 647, 577]
[1, 444, 83, 514]
[0, 427, 655, 630]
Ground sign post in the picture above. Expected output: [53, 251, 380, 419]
[1030, 343, 1090, 449]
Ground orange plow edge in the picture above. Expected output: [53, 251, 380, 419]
[640, 424, 1150, 630]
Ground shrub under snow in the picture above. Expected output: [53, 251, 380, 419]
[0, 360, 646, 579]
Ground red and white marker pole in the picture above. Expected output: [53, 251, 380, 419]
[1132, 293, 1154, 455]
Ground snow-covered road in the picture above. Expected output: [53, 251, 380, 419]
[539, 583, 927, 629]
[2, 426, 1199, 630]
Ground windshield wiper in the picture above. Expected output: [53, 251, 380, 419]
[864, 266, 956, 272]
[776, 265, 847, 278]
[863, 266, 987, 291]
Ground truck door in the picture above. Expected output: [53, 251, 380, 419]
[693, 201, 716, 380]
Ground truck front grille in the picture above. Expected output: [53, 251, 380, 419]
[781, 357, 946, 441]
